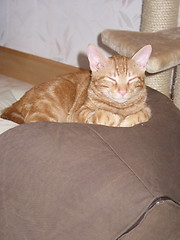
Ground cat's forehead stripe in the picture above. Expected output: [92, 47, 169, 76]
[123, 56, 127, 75]
[113, 56, 127, 76]
[115, 57, 119, 76]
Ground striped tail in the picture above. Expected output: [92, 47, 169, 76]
[1, 106, 24, 124]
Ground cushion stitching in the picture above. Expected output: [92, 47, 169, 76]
[86, 125, 155, 198]
[116, 196, 180, 239]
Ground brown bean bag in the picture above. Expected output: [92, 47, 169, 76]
[0, 87, 180, 240]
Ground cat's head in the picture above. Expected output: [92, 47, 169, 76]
[87, 44, 152, 104]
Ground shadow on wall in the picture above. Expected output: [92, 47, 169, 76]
[77, 52, 90, 70]
[77, 34, 118, 70]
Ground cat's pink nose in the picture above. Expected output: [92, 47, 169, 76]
[119, 90, 126, 97]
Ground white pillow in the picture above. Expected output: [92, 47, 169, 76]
[0, 74, 32, 111]
[0, 74, 33, 133]
[0, 118, 18, 134]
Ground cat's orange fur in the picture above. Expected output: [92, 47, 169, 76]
[1, 44, 152, 127]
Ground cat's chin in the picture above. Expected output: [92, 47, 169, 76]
[102, 90, 128, 104]
[111, 93, 130, 104]
[114, 98, 128, 104]
[108, 95, 129, 104]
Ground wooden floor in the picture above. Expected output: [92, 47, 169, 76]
[0, 46, 80, 85]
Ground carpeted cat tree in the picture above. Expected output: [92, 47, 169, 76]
[101, 0, 180, 109]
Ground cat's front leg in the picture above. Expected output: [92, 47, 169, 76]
[87, 109, 122, 127]
[120, 106, 151, 127]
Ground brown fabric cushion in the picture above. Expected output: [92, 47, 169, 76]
[0, 87, 180, 240]
[121, 200, 180, 240]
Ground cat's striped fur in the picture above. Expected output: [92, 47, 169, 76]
[1, 44, 152, 127]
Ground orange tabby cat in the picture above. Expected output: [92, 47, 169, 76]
[1, 44, 152, 127]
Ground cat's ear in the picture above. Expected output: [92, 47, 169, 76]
[87, 44, 109, 72]
[131, 45, 152, 72]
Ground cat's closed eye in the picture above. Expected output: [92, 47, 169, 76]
[128, 77, 139, 83]
[106, 77, 117, 83]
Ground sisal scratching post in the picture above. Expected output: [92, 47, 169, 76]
[173, 65, 180, 109]
[146, 70, 173, 97]
[140, 0, 179, 96]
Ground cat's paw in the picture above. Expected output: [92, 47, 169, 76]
[120, 116, 139, 127]
[88, 110, 121, 127]
[120, 107, 151, 127]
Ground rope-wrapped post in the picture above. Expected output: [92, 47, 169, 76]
[140, 0, 179, 97]
[173, 65, 180, 109]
